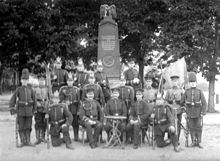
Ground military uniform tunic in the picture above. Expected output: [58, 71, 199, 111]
[59, 85, 81, 140]
[143, 86, 157, 113]
[51, 69, 69, 93]
[9, 86, 37, 133]
[165, 87, 185, 140]
[48, 103, 73, 147]
[123, 68, 141, 90]
[151, 104, 178, 147]
[34, 86, 50, 131]
[104, 98, 127, 135]
[94, 71, 111, 102]
[184, 87, 207, 143]
[79, 99, 103, 146]
[82, 83, 105, 106]
[127, 100, 151, 146]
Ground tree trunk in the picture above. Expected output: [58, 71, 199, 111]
[207, 74, 216, 113]
[138, 55, 144, 88]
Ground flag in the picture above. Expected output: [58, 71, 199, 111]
[162, 57, 188, 89]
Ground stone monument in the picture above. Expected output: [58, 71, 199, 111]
[98, 4, 121, 87]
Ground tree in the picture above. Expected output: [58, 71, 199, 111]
[157, 0, 219, 112]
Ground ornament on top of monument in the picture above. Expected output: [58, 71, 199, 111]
[100, 4, 117, 20]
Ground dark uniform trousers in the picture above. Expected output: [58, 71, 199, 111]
[34, 112, 46, 131]
[152, 105, 178, 148]
[184, 88, 207, 144]
[81, 120, 103, 145]
[126, 100, 151, 145]
[104, 98, 127, 141]
[9, 86, 36, 146]
[79, 99, 104, 146]
[48, 103, 73, 147]
[69, 102, 80, 139]
[126, 122, 148, 145]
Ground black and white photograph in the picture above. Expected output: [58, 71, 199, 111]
[0, 0, 220, 161]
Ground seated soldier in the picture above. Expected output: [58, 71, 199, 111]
[104, 87, 127, 145]
[79, 88, 103, 149]
[150, 97, 181, 152]
[126, 89, 151, 149]
[47, 91, 74, 150]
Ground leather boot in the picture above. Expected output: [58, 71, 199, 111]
[40, 130, 47, 143]
[196, 139, 203, 149]
[73, 129, 79, 141]
[26, 131, 35, 147]
[34, 129, 41, 145]
[18, 132, 25, 148]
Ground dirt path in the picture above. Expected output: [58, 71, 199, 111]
[0, 112, 220, 161]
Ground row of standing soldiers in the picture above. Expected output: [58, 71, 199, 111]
[9, 58, 207, 152]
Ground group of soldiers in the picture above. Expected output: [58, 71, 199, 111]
[9, 57, 207, 152]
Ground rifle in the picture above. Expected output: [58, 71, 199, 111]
[152, 117, 155, 150]
[15, 113, 19, 147]
[45, 63, 51, 149]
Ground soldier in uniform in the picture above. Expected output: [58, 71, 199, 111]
[165, 74, 184, 142]
[51, 57, 69, 94]
[74, 58, 89, 90]
[94, 60, 111, 103]
[104, 87, 127, 145]
[79, 88, 104, 149]
[118, 78, 134, 117]
[59, 74, 80, 141]
[123, 58, 141, 90]
[184, 72, 207, 148]
[47, 91, 74, 150]
[143, 74, 158, 113]
[150, 97, 181, 152]
[82, 72, 105, 107]
[9, 68, 36, 147]
[34, 76, 51, 145]
[126, 89, 151, 149]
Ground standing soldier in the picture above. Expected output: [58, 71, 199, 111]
[123, 58, 141, 90]
[150, 97, 181, 152]
[34, 76, 51, 145]
[47, 91, 74, 150]
[74, 58, 89, 90]
[104, 87, 127, 145]
[9, 68, 36, 147]
[126, 89, 151, 149]
[79, 88, 104, 149]
[95, 60, 111, 103]
[82, 72, 105, 107]
[51, 57, 69, 94]
[165, 73, 184, 142]
[143, 74, 158, 113]
[119, 77, 134, 117]
[184, 72, 207, 148]
[59, 73, 80, 141]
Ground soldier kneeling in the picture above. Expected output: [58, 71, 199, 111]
[151, 97, 181, 152]
[47, 91, 74, 150]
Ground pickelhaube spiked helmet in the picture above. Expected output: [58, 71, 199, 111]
[78, 58, 84, 67]
[67, 72, 74, 81]
[55, 57, 62, 64]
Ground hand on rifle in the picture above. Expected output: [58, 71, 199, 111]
[10, 109, 16, 115]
